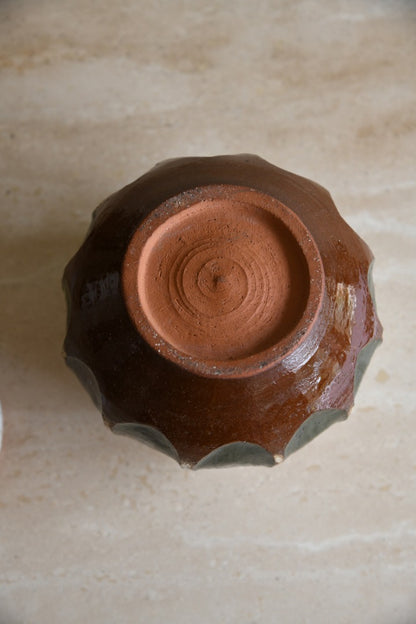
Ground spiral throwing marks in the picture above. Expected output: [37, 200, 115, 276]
[138, 198, 310, 361]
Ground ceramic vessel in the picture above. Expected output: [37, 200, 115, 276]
[63, 155, 382, 468]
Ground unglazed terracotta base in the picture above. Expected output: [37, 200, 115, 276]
[124, 185, 323, 378]
[63, 155, 382, 468]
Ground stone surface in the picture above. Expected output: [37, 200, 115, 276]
[0, 1, 415, 622]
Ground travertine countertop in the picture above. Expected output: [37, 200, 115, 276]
[1, 1, 415, 622]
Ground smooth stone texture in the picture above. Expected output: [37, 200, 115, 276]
[0, 1, 415, 623]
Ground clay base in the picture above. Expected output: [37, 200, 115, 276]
[123, 185, 324, 377]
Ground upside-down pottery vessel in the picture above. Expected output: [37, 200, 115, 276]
[63, 155, 382, 468]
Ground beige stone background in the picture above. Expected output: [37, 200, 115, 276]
[1, 1, 415, 622]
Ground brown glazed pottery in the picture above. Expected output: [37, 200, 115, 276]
[63, 155, 382, 468]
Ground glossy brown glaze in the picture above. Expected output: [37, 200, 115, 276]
[63, 155, 382, 468]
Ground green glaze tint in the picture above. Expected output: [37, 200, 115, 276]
[284, 409, 348, 458]
[113, 423, 179, 462]
[195, 442, 275, 469]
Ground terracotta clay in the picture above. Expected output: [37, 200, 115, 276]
[124, 185, 323, 378]
[63, 155, 382, 468]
